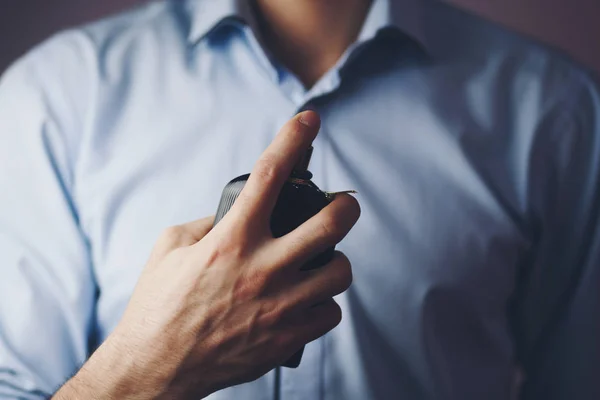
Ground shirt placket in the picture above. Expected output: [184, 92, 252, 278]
[239, 22, 384, 400]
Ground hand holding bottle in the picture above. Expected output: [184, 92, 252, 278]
[53, 111, 361, 400]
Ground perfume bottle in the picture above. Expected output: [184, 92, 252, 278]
[213, 146, 351, 368]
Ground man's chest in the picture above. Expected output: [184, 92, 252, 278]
[72, 89, 529, 345]
[70, 62, 534, 397]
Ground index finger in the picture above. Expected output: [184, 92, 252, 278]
[228, 111, 321, 230]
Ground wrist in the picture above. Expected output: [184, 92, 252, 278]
[55, 329, 177, 400]
[99, 323, 215, 399]
[94, 328, 176, 399]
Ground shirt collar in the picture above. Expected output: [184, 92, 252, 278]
[359, 0, 427, 47]
[187, 0, 428, 52]
[187, 0, 253, 43]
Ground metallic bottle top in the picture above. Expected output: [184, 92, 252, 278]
[289, 144, 358, 199]
[293, 146, 314, 175]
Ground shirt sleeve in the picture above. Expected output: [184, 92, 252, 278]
[0, 32, 97, 398]
[516, 70, 600, 400]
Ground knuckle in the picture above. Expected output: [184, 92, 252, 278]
[233, 268, 272, 302]
[201, 234, 247, 272]
[202, 244, 221, 268]
[254, 156, 280, 186]
[328, 302, 343, 327]
[317, 214, 341, 241]
[339, 253, 353, 288]
[319, 301, 342, 330]
[215, 231, 249, 259]
[249, 268, 273, 295]
[346, 195, 362, 221]
[310, 301, 342, 337]
[329, 253, 353, 292]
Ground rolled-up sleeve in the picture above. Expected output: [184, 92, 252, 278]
[0, 32, 97, 398]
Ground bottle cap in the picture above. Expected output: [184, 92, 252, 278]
[293, 146, 314, 174]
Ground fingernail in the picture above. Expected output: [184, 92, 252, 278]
[298, 110, 320, 128]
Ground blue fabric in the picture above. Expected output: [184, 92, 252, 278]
[1, 0, 599, 399]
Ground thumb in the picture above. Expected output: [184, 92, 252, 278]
[150, 216, 215, 262]
[181, 215, 216, 242]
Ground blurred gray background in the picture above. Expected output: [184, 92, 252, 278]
[0, 0, 599, 74]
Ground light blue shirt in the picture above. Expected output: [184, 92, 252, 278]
[1, 0, 599, 399]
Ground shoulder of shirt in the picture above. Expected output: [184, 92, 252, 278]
[0, 1, 196, 108]
[0, 1, 192, 158]
[3, 1, 188, 80]
[77, 0, 189, 52]
[423, 1, 599, 110]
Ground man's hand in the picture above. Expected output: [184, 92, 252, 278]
[53, 111, 361, 399]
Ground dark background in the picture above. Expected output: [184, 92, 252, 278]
[0, 0, 599, 74]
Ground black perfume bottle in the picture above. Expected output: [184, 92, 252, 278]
[213, 146, 346, 368]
